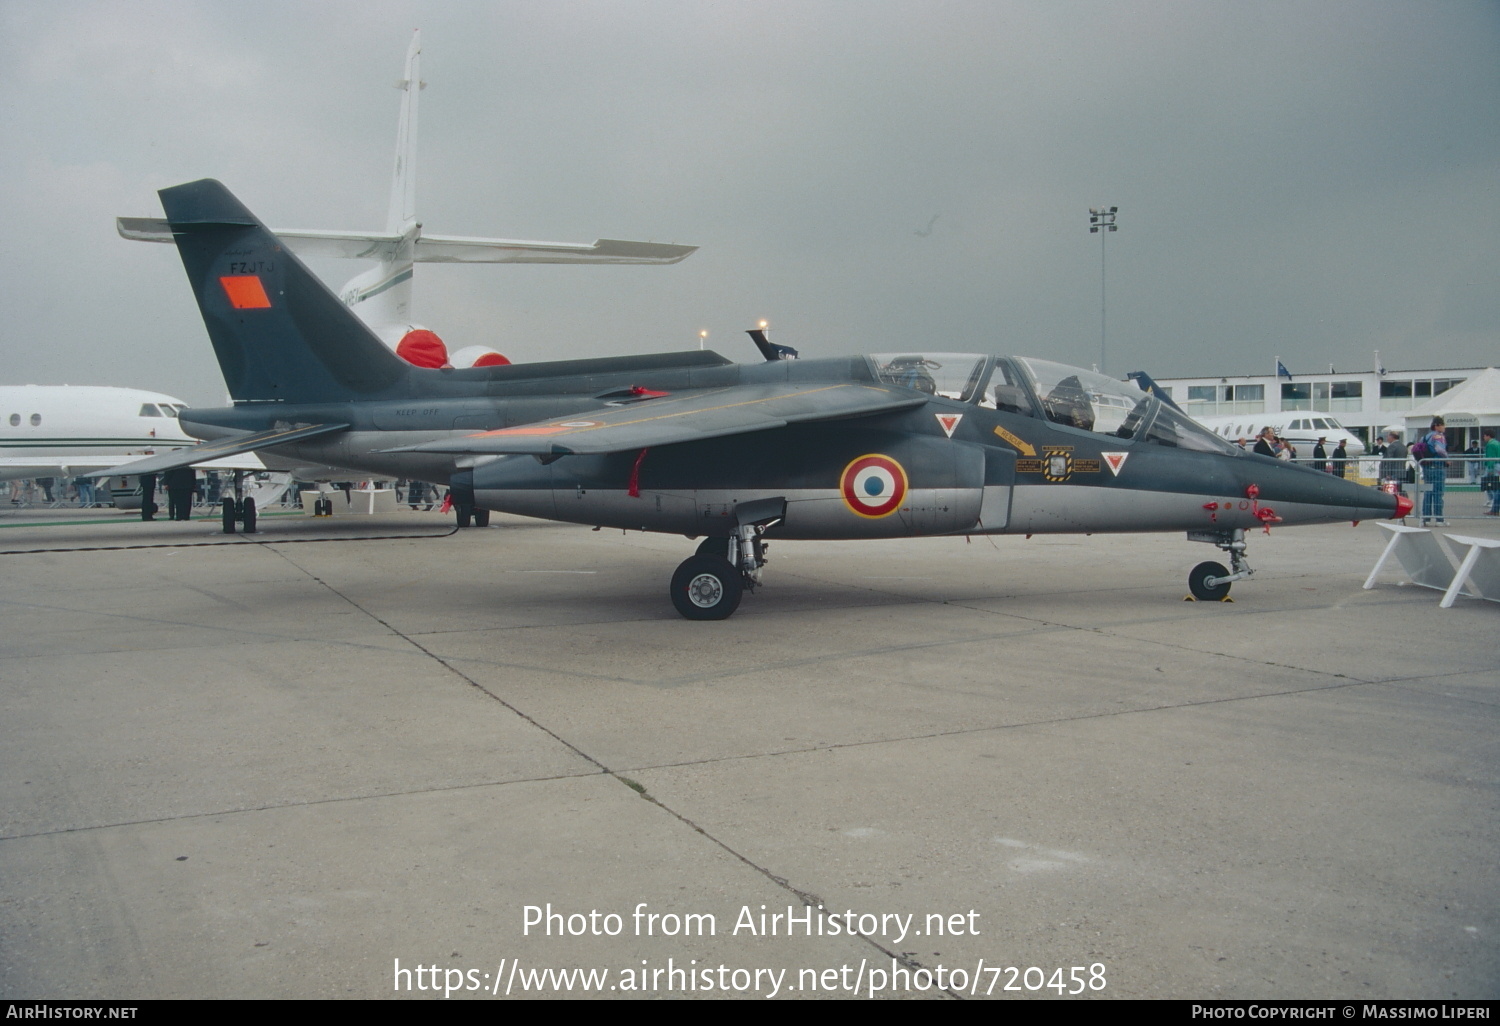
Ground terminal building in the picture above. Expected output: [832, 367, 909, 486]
[1150, 363, 1500, 452]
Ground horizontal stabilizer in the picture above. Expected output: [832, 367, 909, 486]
[115, 217, 174, 242]
[386, 383, 925, 457]
[85, 423, 348, 478]
[413, 234, 697, 264]
[119, 219, 696, 265]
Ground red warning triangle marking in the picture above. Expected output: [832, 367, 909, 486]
[1102, 452, 1129, 475]
[935, 413, 963, 438]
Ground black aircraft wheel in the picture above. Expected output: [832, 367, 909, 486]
[221, 499, 237, 534]
[1189, 561, 1231, 602]
[241, 497, 257, 534]
[473, 508, 491, 527]
[455, 502, 473, 528]
[695, 536, 734, 561]
[670, 555, 743, 621]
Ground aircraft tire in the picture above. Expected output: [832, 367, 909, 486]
[222, 499, 237, 534]
[1189, 561, 1231, 602]
[670, 555, 743, 621]
[474, 509, 491, 527]
[242, 497, 257, 534]
[456, 502, 472, 528]
[695, 536, 735, 561]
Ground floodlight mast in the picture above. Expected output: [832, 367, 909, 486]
[1088, 205, 1118, 374]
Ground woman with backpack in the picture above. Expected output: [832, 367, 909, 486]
[1413, 416, 1448, 527]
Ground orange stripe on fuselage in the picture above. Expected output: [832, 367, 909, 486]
[472, 423, 576, 438]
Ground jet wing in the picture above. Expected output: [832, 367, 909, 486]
[389, 383, 926, 457]
[0, 455, 160, 482]
[119, 218, 696, 265]
[412, 234, 697, 265]
[84, 423, 349, 478]
[0, 453, 264, 482]
[119, 218, 409, 259]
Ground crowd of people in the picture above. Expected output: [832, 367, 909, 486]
[1243, 427, 1350, 477]
[1220, 417, 1500, 525]
[6, 476, 104, 507]
[8, 473, 457, 516]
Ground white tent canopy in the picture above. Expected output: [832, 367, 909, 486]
[1403, 367, 1500, 435]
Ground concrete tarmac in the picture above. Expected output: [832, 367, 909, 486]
[1, 506, 1495, 1000]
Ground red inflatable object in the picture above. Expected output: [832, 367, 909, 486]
[395, 329, 450, 368]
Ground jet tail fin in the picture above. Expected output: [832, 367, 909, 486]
[747, 328, 799, 362]
[160, 179, 414, 403]
[388, 29, 421, 235]
[1126, 370, 1184, 412]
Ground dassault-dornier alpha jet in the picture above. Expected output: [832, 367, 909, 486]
[107, 179, 1412, 619]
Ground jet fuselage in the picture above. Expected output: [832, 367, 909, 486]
[179, 352, 1401, 540]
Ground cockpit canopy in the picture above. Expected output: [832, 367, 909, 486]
[870, 353, 1242, 456]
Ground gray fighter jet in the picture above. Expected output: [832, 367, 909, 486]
[107, 180, 1411, 619]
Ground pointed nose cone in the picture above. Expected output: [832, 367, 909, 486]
[1243, 458, 1406, 525]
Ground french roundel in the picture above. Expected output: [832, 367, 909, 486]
[840, 454, 909, 518]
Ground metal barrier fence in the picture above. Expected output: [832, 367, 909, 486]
[1288, 455, 1499, 522]
[1232, 454, 1499, 523]
[1412, 456, 1499, 524]
[3, 473, 306, 513]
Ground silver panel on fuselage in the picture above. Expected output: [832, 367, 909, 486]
[474, 485, 985, 539]
[479, 481, 1395, 540]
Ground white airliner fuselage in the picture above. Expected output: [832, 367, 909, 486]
[1189, 409, 1367, 459]
[0, 385, 201, 482]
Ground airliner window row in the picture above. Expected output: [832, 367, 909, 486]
[6, 404, 182, 427]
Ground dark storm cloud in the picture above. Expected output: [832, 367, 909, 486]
[1, 0, 1494, 404]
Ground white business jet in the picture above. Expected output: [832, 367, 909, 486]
[1190, 410, 1367, 459]
[117, 30, 696, 368]
[0, 384, 257, 486]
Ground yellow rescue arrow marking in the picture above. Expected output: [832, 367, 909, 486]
[993, 425, 1035, 456]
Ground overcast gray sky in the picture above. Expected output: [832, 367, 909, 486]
[2, 0, 1495, 405]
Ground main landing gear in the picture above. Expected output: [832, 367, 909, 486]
[453, 501, 491, 528]
[669, 499, 784, 621]
[1186, 528, 1253, 601]
[446, 472, 490, 528]
[221, 471, 256, 534]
